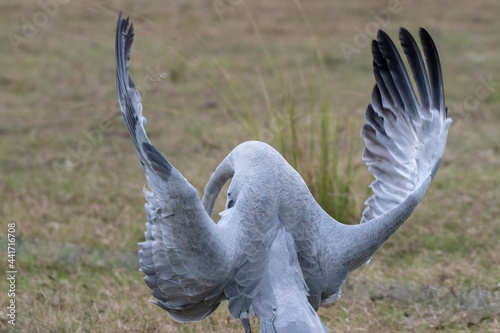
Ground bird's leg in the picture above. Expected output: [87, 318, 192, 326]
[240, 312, 252, 333]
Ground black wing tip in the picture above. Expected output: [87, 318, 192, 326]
[117, 12, 129, 34]
[398, 27, 413, 44]
[419, 27, 432, 40]
[397, 27, 419, 51]
[115, 13, 131, 62]
[371, 39, 383, 66]
[373, 29, 398, 65]
[372, 27, 446, 113]
[116, 12, 135, 59]
[376, 29, 390, 42]
[376, 28, 403, 52]
[418, 27, 439, 56]
[125, 23, 135, 62]
[418, 27, 439, 55]
[418, 27, 446, 116]
[115, 11, 139, 140]
[399, 27, 410, 34]
[376, 27, 425, 45]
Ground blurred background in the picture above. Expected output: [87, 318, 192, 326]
[1, 0, 499, 331]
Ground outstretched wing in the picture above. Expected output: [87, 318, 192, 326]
[115, 13, 235, 322]
[360, 28, 451, 223]
[298, 28, 451, 309]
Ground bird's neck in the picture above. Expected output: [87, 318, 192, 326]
[336, 176, 432, 272]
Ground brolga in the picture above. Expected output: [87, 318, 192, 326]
[115, 12, 451, 333]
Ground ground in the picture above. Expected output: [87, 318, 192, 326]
[1, 0, 499, 332]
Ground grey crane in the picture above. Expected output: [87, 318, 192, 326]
[115, 12, 451, 333]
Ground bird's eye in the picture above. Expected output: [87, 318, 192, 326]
[228, 199, 235, 208]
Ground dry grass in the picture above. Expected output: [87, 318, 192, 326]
[1, 0, 500, 332]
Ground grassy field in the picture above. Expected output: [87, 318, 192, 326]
[1, 0, 500, 331]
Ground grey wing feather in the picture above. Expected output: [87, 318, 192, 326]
[297, 28, 451, 308]
[360, 28, 451, 223]
[115, 13, 234, 322]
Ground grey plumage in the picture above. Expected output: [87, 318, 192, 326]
[115, 12, 451, 332]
